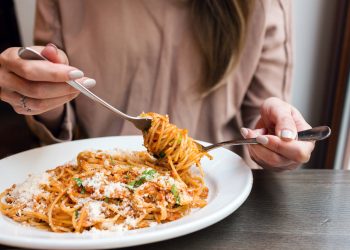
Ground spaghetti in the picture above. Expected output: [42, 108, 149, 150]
[142, 112, 212, 180]
[0, 113, 211, 233]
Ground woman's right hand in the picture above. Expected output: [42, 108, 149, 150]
[0, 44, 95, 116]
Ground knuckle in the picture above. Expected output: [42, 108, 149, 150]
[280, 116, 291, 124]
[13, 106, 25, 115]
[260, 97, 282, 116]
[260, 100, 269, 113]
[265, 97, 279, 107]
[59, 51, 69, 64]
[25, 83, 48, 99]
[32, 99, 47, 111]
[0, 50, 10, 68]
[0, 47, 21, 69]
[26, 84, 42, 98]
[19, 64, 32, 79]
[268, 153, 283, 167]
[270, 140, 281, 154]
[49, 69, 61, 81]
[21, 83, 40, 98]
[295, 149, 310, 163]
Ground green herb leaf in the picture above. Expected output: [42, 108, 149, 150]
[127, 180, 139, 190]
[110, 156, 115, 165]
[171, 184, 181, 205]
[141, 169, 157, 180]
[134, 179, 145, 188]
[177, 134, 182, 144]
[73, 177, 83, 187]
[74, 210, 79, 219]
[127, 169, 157, 189]
[104, 197, 109, 203]
[128, 180, 136, 187]
[73, 178, 86, 194]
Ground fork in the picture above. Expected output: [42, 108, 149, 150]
[18, 47, 152, 131]
[196, 126, 331, 152]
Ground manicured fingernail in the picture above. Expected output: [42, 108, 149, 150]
[82, 78, 96, 88]
[257, 135, 269, 145]
[47, 43, 58, 54]
[281, 129, 294, 140]
[240, 127, 248, 138]
[68, 70, 84, 80]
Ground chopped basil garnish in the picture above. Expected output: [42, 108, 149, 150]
[177, 134, 182, 144]
[73, 177, 85, 194]
[73, 177, 83, 187]
[110, 156, 115, 165]
[127, 169, 157, 189]
[74, 210, 79, 219]
[171, 184, 181, 205]
[127, 179, 143, 189]
[142, 169, 157, 180]
[104, 197, 109, 203]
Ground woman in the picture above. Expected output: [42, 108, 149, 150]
[0, 0, 314, 170]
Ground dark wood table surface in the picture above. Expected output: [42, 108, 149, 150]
[1, 169, 349, 250]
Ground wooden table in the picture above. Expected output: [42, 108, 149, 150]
[1, 170, 350, 250]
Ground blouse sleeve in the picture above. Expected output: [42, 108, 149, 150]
[25, 0, 77, 144]
[241, 0, 293, 129]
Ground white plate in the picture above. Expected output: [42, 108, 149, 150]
[0, 136, 252, 249]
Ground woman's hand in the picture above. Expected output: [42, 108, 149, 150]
[0, 44, 95, 116]
[241, 97, 315, 170]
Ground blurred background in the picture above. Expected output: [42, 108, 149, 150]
[1, 0, 349, 169]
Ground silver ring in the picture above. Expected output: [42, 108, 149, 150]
[20, 95, 31, 112]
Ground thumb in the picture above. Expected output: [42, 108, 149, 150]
[40, 43, 68, 64]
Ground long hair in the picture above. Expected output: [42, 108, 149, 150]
[191, 0, 254, 92]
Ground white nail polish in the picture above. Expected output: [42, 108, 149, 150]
[257, 135, 269, 145]
[281, 130, 294, 139]
[68, 70, 84, 80]
[240, 128, 248, 138]
[82, 79, 96, 88]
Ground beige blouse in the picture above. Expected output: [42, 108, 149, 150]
[27, 0, 292, 164]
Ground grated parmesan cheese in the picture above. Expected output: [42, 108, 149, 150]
[9, 173, 50, 206]
[103, 182, 127, 197]
[82, 172, 106, 197]
[124, 216, 138, 227]
[87, 201, 105, 221]
[76, 198, 92, 208]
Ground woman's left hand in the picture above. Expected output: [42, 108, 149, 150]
[241, 97, 315, 170]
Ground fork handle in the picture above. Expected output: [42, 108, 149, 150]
[65, 79, 135, 121]
[203, 138, 258, 151]
[204, 126, 331, 151]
